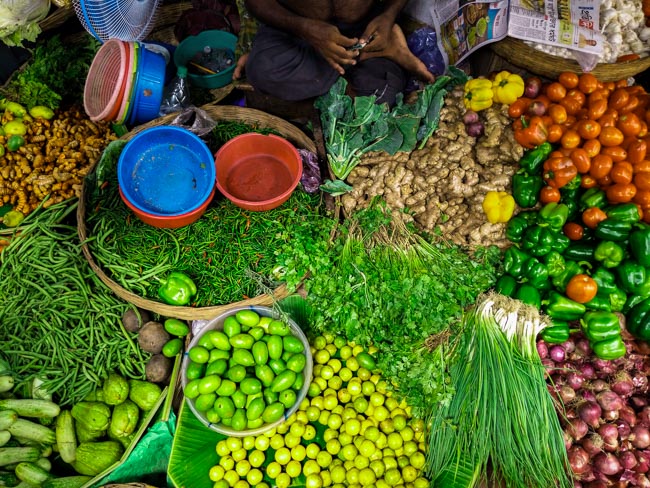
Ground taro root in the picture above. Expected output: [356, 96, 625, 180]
[137, 321, 170, 354]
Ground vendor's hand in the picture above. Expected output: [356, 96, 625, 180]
[304, 20, 360, 75]
[233, 53, 249, 80]
[360, 13, 394, 52]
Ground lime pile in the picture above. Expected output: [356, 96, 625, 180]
[207, 334, 429, 488]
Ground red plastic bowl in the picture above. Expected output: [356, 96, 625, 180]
[84, 39, 129, 122]
[215, 133, 302, 212]
[119, 186, 215, 229]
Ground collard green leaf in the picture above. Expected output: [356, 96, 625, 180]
[320, 178, 354, 196]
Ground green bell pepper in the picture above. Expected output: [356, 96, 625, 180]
[521, 226, 555, 257]
[608, 288, 627, 313]
[158, 271, 197, 306]
[595, 219, 633, 242]
[563, 243, 596, 262]
[585, 294, 612, 311]
[616, 260, 648, 295]
[591, 267, 617, 294]
[629, 225, 650, 267]
[551, 260, 583, 292]
[505, 215, 531, 243]
[518, 141, 553, 174]
[543, 251, 566, 278]
[512, 173, 544, 208]
[538, 202, 569, 231]
[591, 337, 627, 360]
[581, 311, 621, 342]
[540, 321, 570, 344]
[522, 257, 551, 290]
[605, 202, 642, 223]
[495, 275, 517, 296]
[550, 232, 571, 254]
[626, 296, 650, 342]
[625, 294, 647, 314]
[593, 241, 625, 268]
[579, 187, 607, 210]
[515, 284, 542, 308]
[543, 291, 586, 321]
[503, 247, 531, 280]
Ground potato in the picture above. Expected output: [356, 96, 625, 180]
[137, 321, 170, 354]
[145, 354, 173, 384]
[122, 308, 151, 334]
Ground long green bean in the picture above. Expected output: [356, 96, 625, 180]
[0, 199, 149, 406]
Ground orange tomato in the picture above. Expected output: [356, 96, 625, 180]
[616, 79, 630, 88]
[508, 97, 532, 118]
[570, 148, 592, 173]
[604, 81, 617, 91]
[599, 126, 625, 147]
[639, 121, 648, 138]
[633, 189, 650, 207]
[583, 139, 602, 158]
[546, 82, 568, 102]
[589, 153, 614, 179]
[599, 113, 618, 128]
[566, 274, 599, 304]
[606, 183, 637, 203]
[577, 119, 602, 140]
[620, 96, 640, 114]
[574, 108, 589, 121]
[547, 124, 564, 143]
[558, 72, 580, 89]
[561, 129, 582, 149]
[633, 160, 650, 174]
[617, 112, 642, 137]
[540, 186, 562, 204]
[618, 54, 642, 62]
[582, 206, 608, 228]
[588, 89, 611, 106]
[610, 161, 634, 184]
[548, 104, 568, 124]
[566, 89, 587, 107]
[560, 97, 582, 116]
[580, 174, 599, 188]
[602, 145, 628, 162]
[598, 175, 613, 187]
[634, 171, 650, 190]
[563, 222, 585, 240]
[578, 73, 599, 94]
[610, 88, 631, 110]
[627, 139, 648, 164]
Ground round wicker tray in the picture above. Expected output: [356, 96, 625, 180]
[77, 103, 317, 320]
[490, 37, 650, 82]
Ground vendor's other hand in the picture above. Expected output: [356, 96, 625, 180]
[360, 13, 393, 52]
[233, 53, 249, 80]
[305, 20, 360, 75]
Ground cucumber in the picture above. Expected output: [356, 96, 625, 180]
[15, 462, 52, 485]
[0, 410, 17, 430]
[0, 400, 60, 419]
[8, 420, 56, 445]
[0, 431, 10, 447]
[0, 376, 14, 394]
[35, 457, 51, 471]
[42, 475, 93, 488]
[0, 470, 19, 486]
[0, 447, 40, 467]
[55, 410, 76, 463]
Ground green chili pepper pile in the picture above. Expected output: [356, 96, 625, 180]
[0, 199, 148, 405]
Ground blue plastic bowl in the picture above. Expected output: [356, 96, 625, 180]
[129, 42, 166, 125]
[117, 126, 216, 216]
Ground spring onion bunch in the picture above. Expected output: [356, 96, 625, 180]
[426, 293, 572, 488]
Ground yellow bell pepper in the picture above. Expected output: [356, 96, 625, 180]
[464, 78, 494, 112]
[492, 71, 525, 105]
[482, 191, 515, 224]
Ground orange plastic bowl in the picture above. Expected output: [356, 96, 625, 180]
[84, 39, 129, 122]
[215, 133, 302, 212]
[119, 186, 215, 229]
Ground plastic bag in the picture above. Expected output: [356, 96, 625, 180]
[572, 49, 600, 73]
[407, 27, 446, 77]
[169, 106, 218, 137]
[298, 149, 322, 194]
[159, 67, 191, 116]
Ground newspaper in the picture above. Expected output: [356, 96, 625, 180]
[405, 0, 604, 68]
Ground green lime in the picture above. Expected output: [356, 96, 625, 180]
[162, 338, 183, 357]
[235, 310, 261, 327]
[188, 346, 210, 364]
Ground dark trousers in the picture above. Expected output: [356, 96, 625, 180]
[245, 24, 406, 106]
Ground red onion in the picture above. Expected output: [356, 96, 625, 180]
[620, 468, 637, 482]
[466, 122, 485, 137]
[524, 77, 542, 98]
[575, 338, 592, 357]
[588, 379, 610, 393]
[562, 339, 576, 354]
[528, 100, 547, 116]
[611, 371, 635, 397]
[602, 410, 620, 422]
[619, 406, 637, 428]
[633, 372, 649, 393]
[537, 340, 549, 359]
[635, 474, 650, 488]
[631, 397, 649, 409]
[574, 482, 583, 488]
[636, 451, 650, 473]
[640, 407, 650, 428]
[631, 425, 650, 449]
[560, 385, 577, 404]
[569, 445, 592, 475]
[580, 401, 604, 429]
[565, 429, 575, 450]
[593, 358, 616, 375]
[550, 345, 566, 363]
[594, 452, 623, 476]
[617, 419, 632, 440]
[568, 371, 586, 391]
[580, 363, 597, 380]
[621, 451, 639, 470]
[568, 418, 590, 441]
[581, 469, 596, 482]
[582, 433, 604, 456]
[582, 390, 597, 403]
[585, 481, 609, 488]
[597, 391, 624, 412]
[463, 110, 480, 125]
[598, 423, 619, 444]
[542, 358, 556, 373]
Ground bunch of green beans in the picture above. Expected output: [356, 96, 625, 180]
[0, 200, 148, 406]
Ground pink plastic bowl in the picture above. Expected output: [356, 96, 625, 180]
[84, 39, 128, 122]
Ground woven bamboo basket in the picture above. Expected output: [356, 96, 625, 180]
[490, 37, 650, 81]
[77, 103, 317, 320]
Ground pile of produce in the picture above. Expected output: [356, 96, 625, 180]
[339, 73, 526, 248]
